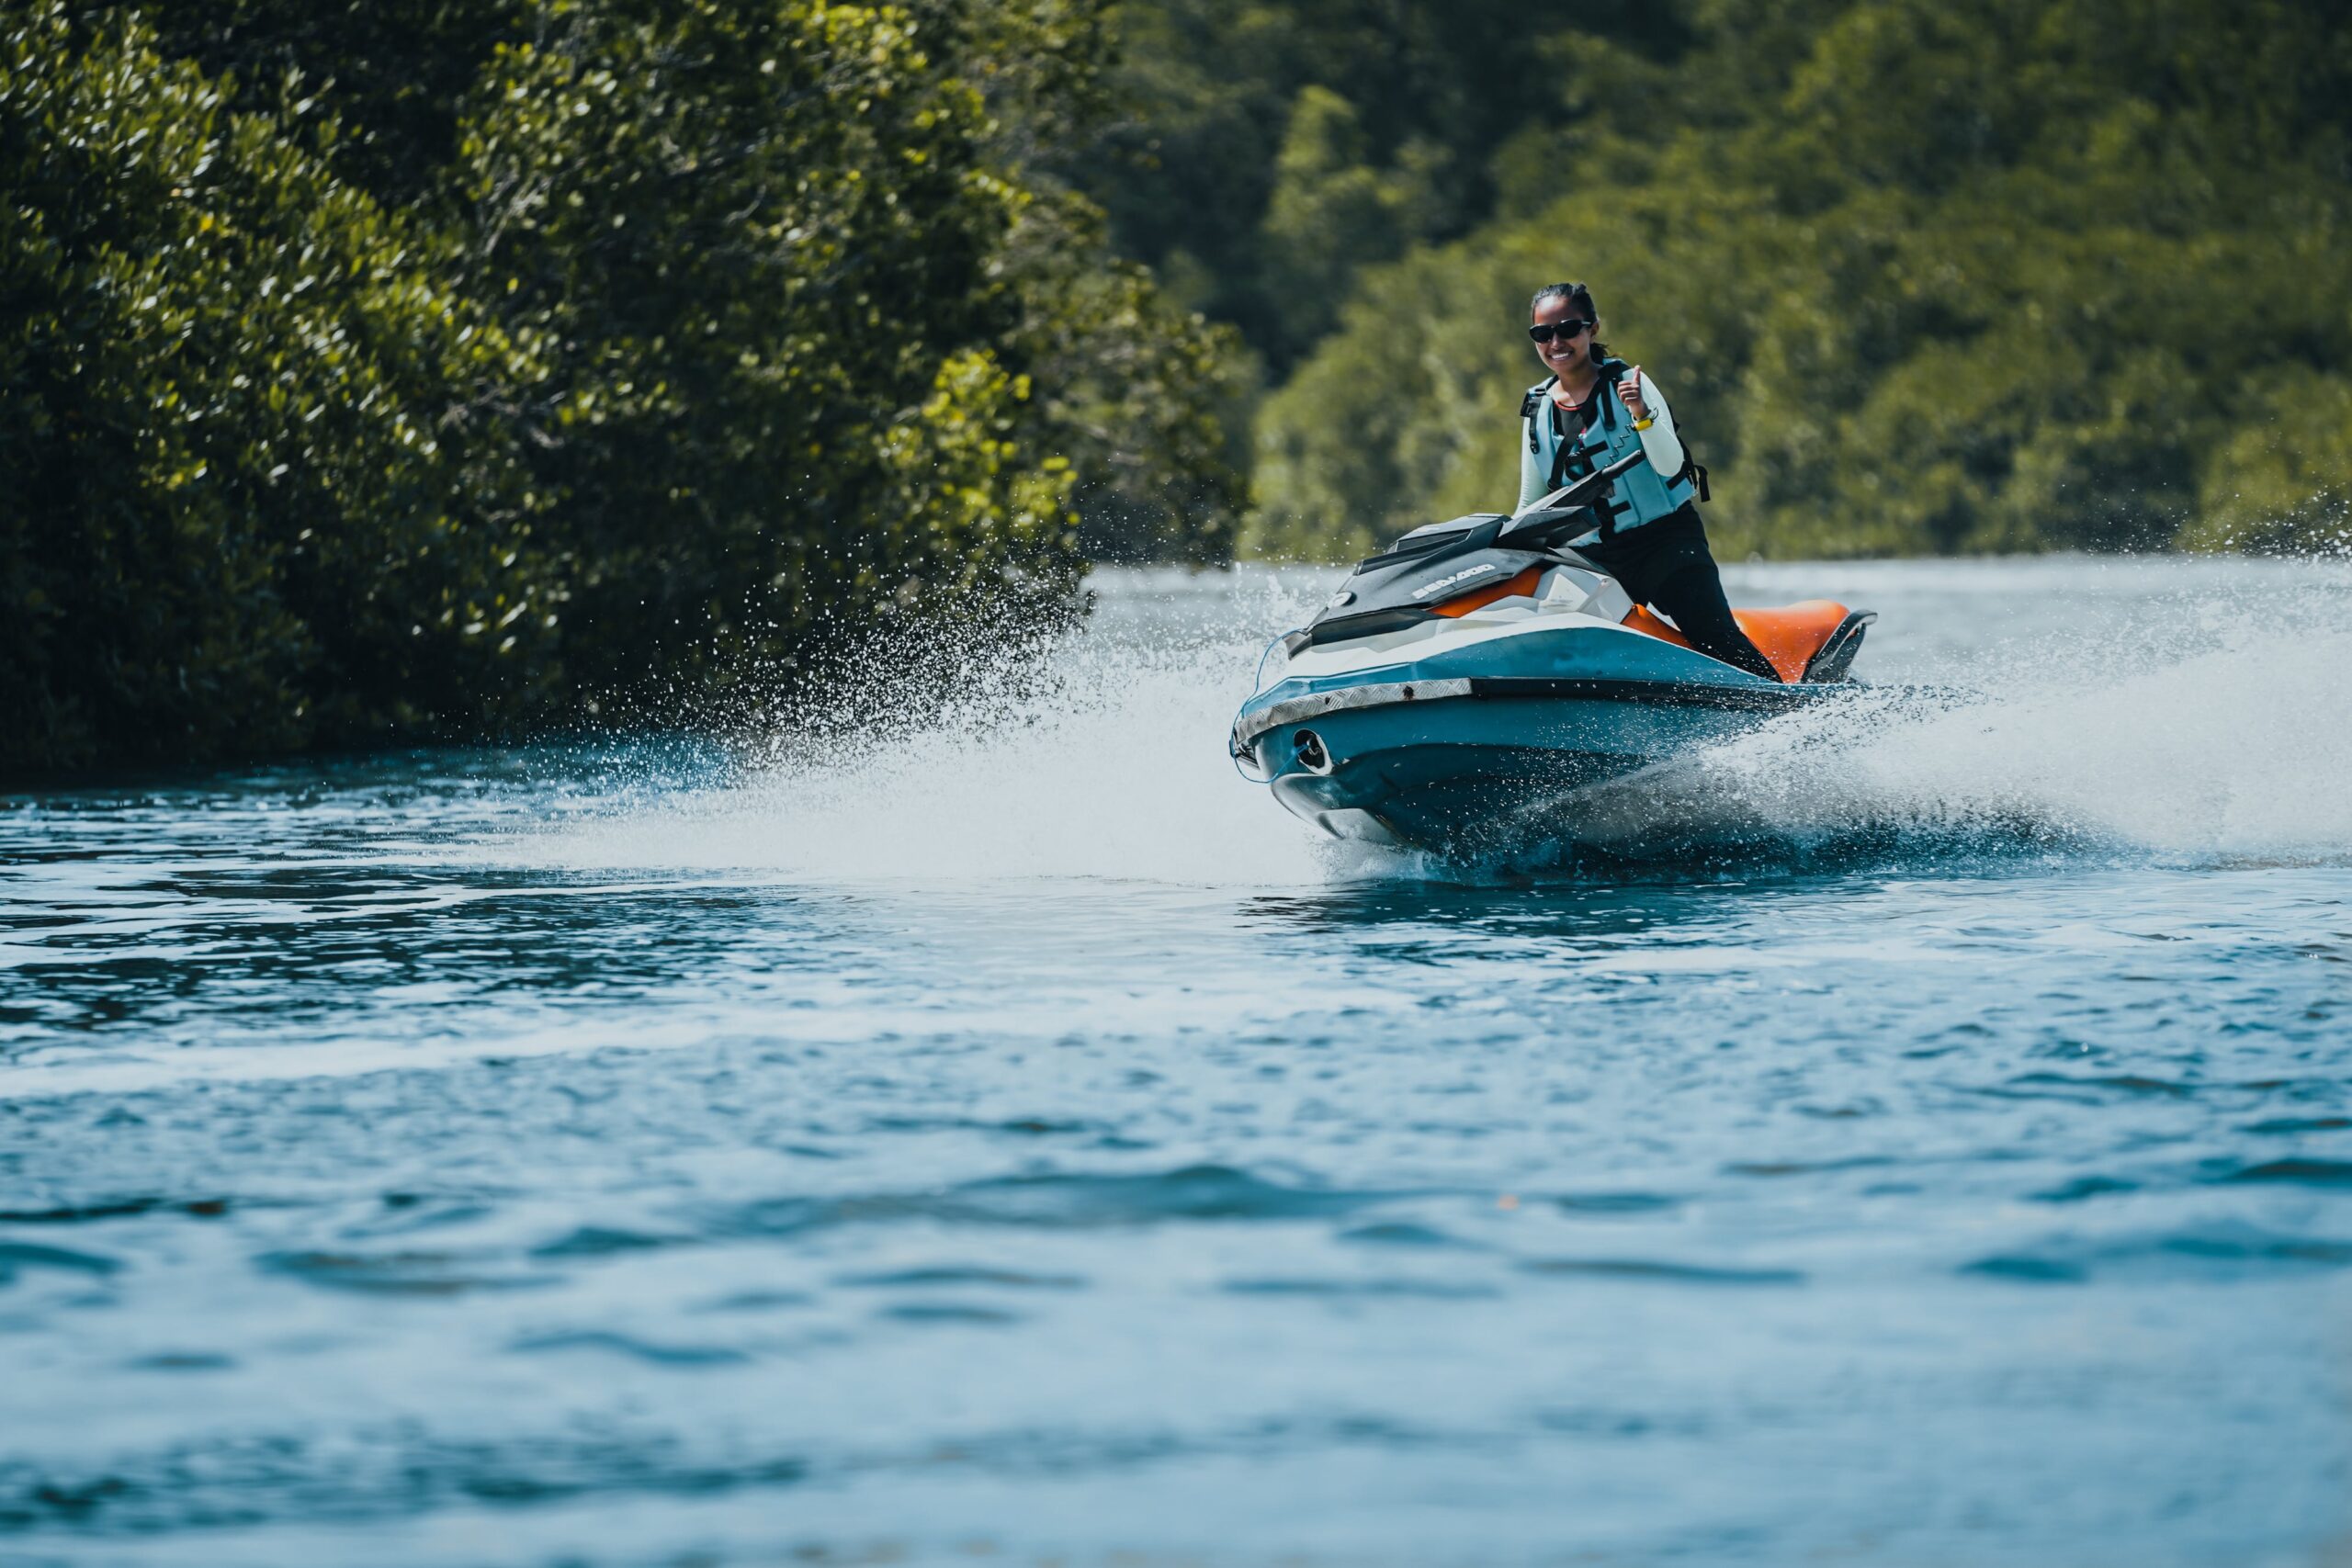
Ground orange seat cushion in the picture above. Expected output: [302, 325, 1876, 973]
[1623, 600, 1852, 683]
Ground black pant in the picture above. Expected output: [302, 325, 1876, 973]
[1575, 504, 1780, 682]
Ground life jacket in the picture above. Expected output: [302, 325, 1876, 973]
[1519, 357, 1705, 541]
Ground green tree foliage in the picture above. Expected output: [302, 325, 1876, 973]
[1078, 0, 1679, 373]
[452, 0, 1087, 703]
[3, 0, 1241, 775]
[916, 0, 1250, 563]
[998, 188, 1250, 562]
[2191, 369, 2352, 552]
[0, 3, 556, 772]
[110, 0, 528, 203]
[1258, 86, 1442, 352]
[1250, 0, 2352, 559]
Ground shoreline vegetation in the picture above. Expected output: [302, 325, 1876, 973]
[5, 0, 2348, 775]
[2, 0, 1242, 774]
[1122, 0, 2352, 563]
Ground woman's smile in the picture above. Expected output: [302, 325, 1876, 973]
[1531, 304, 1596, 378]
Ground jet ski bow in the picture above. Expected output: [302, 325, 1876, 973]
[1229, 450, 1876, 852]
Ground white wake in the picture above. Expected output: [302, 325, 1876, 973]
[510, 559, 2352, 882]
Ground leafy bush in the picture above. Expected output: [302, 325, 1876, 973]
[103, 0, 530, 205]
[2, 0, 1242, 775]
[0, 2, 557, 773]
[449, 0, 1087, 703]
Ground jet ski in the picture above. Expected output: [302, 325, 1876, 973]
[1229, 449, 1876, 853]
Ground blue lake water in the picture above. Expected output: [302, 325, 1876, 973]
[6, 557, 2352, 1566]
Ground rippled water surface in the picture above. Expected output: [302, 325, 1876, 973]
[7, 558, 2352, 1567]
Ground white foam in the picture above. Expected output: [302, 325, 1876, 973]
[1595, 581, 2352, 863]
[518, 570, 1338, 887]
[500, 560, 2352, 883]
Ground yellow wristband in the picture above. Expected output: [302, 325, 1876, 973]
[1632, 415, 1655, 431]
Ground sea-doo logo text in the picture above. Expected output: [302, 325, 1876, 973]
[1409, 563, 1498, 600]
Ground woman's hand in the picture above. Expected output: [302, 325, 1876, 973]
[1615, 366, 1651, 423]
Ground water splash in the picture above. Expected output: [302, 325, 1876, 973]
[529, 567, 1336, 886]
[517, 561, 2352, 884]
[1569, 585, 2352, 868]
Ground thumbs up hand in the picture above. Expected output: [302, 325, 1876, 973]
[1616, 366, 1652, 423]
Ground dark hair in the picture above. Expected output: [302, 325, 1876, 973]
[1531, 281, 1611, 365]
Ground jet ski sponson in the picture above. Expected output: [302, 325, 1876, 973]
[1229, 450, 1873, 852]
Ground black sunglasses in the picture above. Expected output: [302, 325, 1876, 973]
[1528, 319, 1594, 345]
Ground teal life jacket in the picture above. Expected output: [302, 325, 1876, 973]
[1519, 358, 1703, 541]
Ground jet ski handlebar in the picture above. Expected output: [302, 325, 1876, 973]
[1499, 448, 1652, 548]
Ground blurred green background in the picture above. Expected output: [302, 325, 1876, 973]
[6, 0, 2349, 772]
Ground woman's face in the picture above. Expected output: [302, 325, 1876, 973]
[1532, 296, 1594, 378]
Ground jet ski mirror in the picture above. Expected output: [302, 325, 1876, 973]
[1498, 448, 1651, 549]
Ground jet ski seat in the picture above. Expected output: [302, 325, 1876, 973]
[1624, 600, 1874, 683]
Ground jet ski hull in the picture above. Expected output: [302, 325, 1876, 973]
[1245, 677, 1838, 852]
[1232, 620, 1851, 854]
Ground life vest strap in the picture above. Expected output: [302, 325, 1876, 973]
[1524, 362, 1713, 511]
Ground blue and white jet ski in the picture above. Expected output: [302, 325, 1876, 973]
[1230, 450, 1875, 853]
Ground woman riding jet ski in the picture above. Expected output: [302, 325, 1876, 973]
[1229, 282, 1874, 853]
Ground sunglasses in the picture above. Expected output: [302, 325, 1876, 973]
[1528, 319, 1594, 345]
